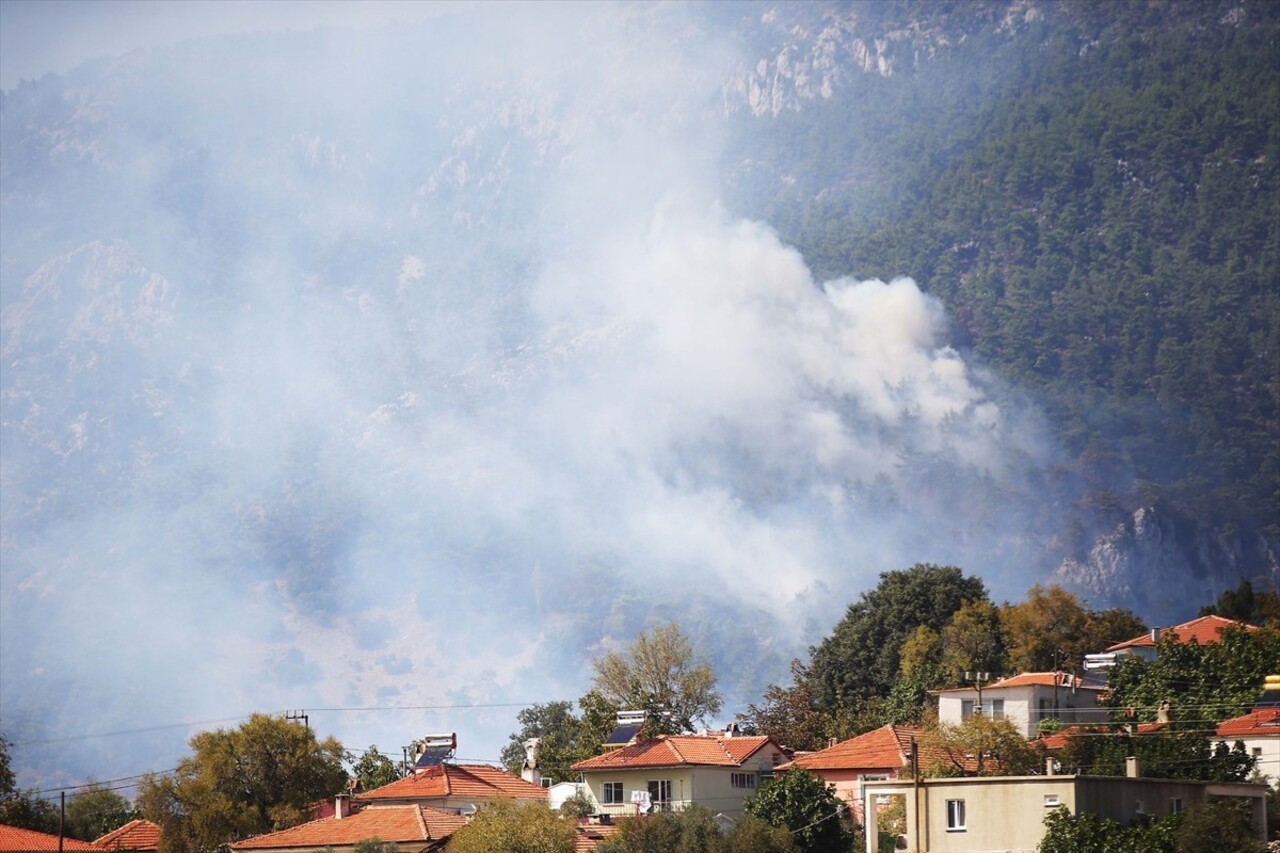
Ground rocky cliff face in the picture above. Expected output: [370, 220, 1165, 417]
[1057, 507, 1280, 622]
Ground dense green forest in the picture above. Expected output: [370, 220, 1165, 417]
[726, 0, 1280, 535]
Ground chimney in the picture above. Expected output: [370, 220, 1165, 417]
[521, 737, 541, 787]
[335, 793, 351, 820]
[1156, 700, 1172, 724]
[1125, 756, 1139, 778]
[1046, 757, 1056, 776]
[1150, 627, 1160, 643]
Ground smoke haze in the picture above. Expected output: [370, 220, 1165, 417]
[3, 3, 1067, 785]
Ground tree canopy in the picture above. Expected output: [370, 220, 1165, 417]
[447, 798, 577, 853]
[807, 564, 988, 710]
[744, 768, 853, 853]
[592, 623, 722, 734]
[134, 714, 348, 853]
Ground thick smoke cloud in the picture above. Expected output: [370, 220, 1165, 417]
[1, 3, 1061, 784]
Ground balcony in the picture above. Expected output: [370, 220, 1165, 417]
[594, 799, 691, 818]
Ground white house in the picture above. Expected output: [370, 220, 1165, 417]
[570, 731, 788, 820]
[934, 672, 1107, 738]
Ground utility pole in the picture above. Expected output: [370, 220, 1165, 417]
[963, 671, 991, 715]
[285, 709, 309, 732]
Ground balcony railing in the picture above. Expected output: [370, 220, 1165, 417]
[594, 799, 691, 818]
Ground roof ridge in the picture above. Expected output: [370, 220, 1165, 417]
[413, 805, 428, 840]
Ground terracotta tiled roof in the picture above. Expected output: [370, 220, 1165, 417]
[1034, 722, 1167, 752]
[93, 820, 160, 851]
[571, 735, 778, 771]
[573, 823, 620, 852]
[228, 805, 465, 850]
[933, 672, 1103, 692]
[1106, 615, 1256, 652]
[1217, 708, 1280, 738]
[358, 764, 546, 803]
[0, 825, 99, 852]
[783, 725, 921, 772]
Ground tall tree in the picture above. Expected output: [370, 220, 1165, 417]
[920, 715, 1040, 777]
[64, 784, 136, 841]
[0, 734, 59, 834]
[499, 701, 586, 785]
[807, 564, 988, 711]
[592, 623, 722, 733]
[745, 767, 853, 853]
[1001, 584, 1144, 673]
[737, 660, 854, 753]
[939, 599, 1006, 678]
[135, 714, 348, 853]
[348, 746, 402, 793]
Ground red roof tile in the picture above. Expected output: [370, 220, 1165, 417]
[93, 820, 160, 851]
[358, 764, 546, 803]
[571, 735, 778, 772]
[573, 823, 619, 853]
[933, 672, 1103, 692]
[0, 825, 99, 852]
[1034, 722, 1167, 751]
[1106, 615, 1256, 652]
[784, 725, 920, 772]
[229, 805, 465, 850]
[1217, 709, 1280, 738]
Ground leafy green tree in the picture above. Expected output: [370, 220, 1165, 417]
[348, 746, 402, 794]
[808, 564, 988, 712]
[745, 768, 853, 853]
[500, 701, 585, 785]
[1173, 799, 1265, 853]
[592, 623, 722, 734]
[1056, 726, 1254, 782]
[0, 734, 59, 834]
[738, 660, 854, 753]
[921, 715, 1041, 777]
[940, 599, 1006, 678]
[134, 714, 348, 853]
[723, 815, 799, 853]
[1101, 626, 1280, 726]
[1000, 585, 1144, 674]
[447, 798, 576, 853]
[64, 783, 137, 841]
[1199, 580, 1280, 628]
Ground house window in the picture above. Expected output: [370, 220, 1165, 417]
[1135, 799, 1145, 815]
[946, 799, 966, 831]
[731, 773, 756, 789]
[1253, 747, 1263, 758]
[961, 699, 975, 719]
[1039, 698, 1056, 721]
[989, 699, 1005, 719]
[602, 782, 623, 804]
[647, 780, 672, 804]
[1170, 798, 1183, 814]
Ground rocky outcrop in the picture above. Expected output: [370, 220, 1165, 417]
[1055, 507, 1280, 622]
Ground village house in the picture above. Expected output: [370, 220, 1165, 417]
[861, 770, 1269, 853]
[228, 800, 464, 853]
[934, 672, 1107, 738]
[92, 820, 161, 852]
[1216, 674, 1280, 788]
[570, 729, 787, 821]
[0, 825, 98, 853]
[776, 724, 921, 823]
[1088, 614, 1257, 667]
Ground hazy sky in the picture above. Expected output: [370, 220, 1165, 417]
[0, 0, 475, 91]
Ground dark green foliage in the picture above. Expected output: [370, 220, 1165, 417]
[64, 784, 137, 841]
[348, 746, 402, 794]
[0, 734, 59, 834]
[1174, 799, 1266, 853]
[734, 0, 1280, 539]
[1101, 626, 1280, 727]
[595, 804, 788, 853]
[500, 701, 587, 786]
[1057, 726, 1254, 782]
[1198, 580, 1280, 626]
[745, 768, 853, 853]
[807, 564, 987, 710]
[1038, 806, 1180, 853]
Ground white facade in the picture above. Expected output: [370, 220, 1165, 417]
[937, 676, 1106, 739]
